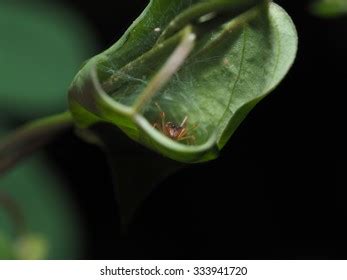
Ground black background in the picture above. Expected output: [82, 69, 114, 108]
[46, 0, 346, 259]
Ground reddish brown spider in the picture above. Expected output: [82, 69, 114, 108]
[153, 102, 197, 144]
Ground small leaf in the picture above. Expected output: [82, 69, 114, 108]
[311, 0, 347, 17]
[69, 0, 297, 163]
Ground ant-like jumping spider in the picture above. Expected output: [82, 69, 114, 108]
[152, 103, 197, 144]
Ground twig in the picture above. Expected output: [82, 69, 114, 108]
[0, 111, 73, 175]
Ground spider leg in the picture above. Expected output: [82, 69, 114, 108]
[190, 123, 199, 131]
[154, 102, 167, 134]
[153, 122, 161, 130]
[177, 127, 187, 139]
[178, 135, 196, 144]
[180, 116, 188, 127]
[155, 102, 163, 112]
[161, 112, 166, 132]
[155, 103, 166, 130]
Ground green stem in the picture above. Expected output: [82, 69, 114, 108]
[157, 0, 268, 42]
[0, 111, 73, 175]
[101, 26, 190, 94]
[192, 3, 266, 58]
[132, 26, 196, 113]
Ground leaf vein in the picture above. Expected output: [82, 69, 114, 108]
[216, 26, 247, 139]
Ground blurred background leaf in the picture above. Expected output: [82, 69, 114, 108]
[0, 0, 98, 259]
[1, 124, 83, 259]
[0, 232, 15, 259]
[0, 0, 97, 118]
[311, 0, 347, 17]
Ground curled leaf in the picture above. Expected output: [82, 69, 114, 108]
[69, 0, 298, 163]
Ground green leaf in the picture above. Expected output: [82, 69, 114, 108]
[0, 1, 96, 118]
[311, 0, 347, 17]
[0, 0, 96, 258]
[0, 140, 83, 259]
[69, 0, 297, 163]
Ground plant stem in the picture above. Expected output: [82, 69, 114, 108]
[101, 26, 189, 94]
[0, 111, 73, 175]
[132, 26, 196, 113]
